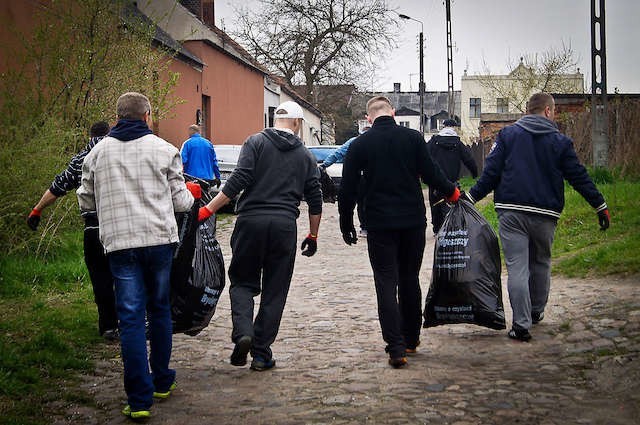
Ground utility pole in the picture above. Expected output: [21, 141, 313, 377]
[445, 0, 455, 118]
[591, 0, 608, 168]
[419, 29, 424, 136]
[399, 13, 424, 137]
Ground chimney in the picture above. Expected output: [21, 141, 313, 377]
[393, 83, 401, 93]
[180, 0, 215, 27]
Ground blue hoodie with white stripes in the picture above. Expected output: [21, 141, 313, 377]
[468, 114, 607, 219]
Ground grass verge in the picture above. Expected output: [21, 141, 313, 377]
[459, 177, 640, 277]
[0, 230, 118, 425]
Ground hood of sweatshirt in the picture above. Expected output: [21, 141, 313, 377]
[108, 119, 153, 141]
[432, 132, 461, 150]
[263, 128, 303, 151]
[514, 115, 559, 135]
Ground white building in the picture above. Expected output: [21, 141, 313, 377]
[460, 63, 583, 144]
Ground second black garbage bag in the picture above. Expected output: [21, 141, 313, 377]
[423, 199, 506, 330]
[171, 181, 226, 336]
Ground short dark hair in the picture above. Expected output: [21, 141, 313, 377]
[526, 92, 554, 115]
[443, 118, 458, 127]
[90, 121, 110, 137]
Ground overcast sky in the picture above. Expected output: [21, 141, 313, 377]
[214, 0, 640, 93]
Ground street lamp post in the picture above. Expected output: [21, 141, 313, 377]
[399, 13, 424, 137]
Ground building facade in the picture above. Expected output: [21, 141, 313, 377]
[460, 63, 584, 144]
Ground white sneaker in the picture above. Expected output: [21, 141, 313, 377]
[358, 229, 368, 238]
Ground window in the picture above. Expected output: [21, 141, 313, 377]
[267, 106, 276, 128]
[469, 98, 481, 118]
[399, 121, 410, 128]
[496, 98, 509, 113]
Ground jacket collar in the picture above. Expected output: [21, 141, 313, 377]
[372, 115, 396, 127]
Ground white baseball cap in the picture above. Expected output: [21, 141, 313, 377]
[275, 101, 305, 120]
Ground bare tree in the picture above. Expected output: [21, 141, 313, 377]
[478, 43, 583, 113]
[232, 0, 398, 100]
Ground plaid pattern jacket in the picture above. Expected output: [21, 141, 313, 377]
[77, 134, 194, 253]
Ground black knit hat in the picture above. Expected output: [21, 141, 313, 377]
[443, 119, 458, 127]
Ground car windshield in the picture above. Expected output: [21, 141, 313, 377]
[308, 147, 341, 163]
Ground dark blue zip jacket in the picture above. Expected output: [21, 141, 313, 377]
[468, 115, 607, 218]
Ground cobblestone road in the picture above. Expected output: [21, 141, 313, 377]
[60, 200, 640, 425]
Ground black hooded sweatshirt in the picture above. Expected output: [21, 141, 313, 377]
[426, 132, 478, 182]
[222, 128, 322, 219]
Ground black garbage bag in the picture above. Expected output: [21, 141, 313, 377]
[423, 199, 505, 330]
[319, 166, 337, 203]
[170, 181, 226, 336]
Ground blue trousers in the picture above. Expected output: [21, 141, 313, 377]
[108, 244, 176, 411]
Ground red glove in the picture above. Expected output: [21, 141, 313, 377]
[186, 182, 201, 199]
[445, 187, 461, 203]
[198, 206, 214, 222]
[27, 208, 42, 231]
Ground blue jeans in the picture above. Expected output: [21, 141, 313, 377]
[108, 244, 176, 411]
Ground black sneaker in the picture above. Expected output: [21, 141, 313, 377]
[101, 329, 120, 342]
[532, 311, 545, 324]
[230, 335, 252, 366]
[508, 328, 532, 342]
[250, 357, 275, 371]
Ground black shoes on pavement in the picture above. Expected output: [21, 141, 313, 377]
[532, 311, 545, 324]
[230, 336, 276, 371]
[508, 327, 532, 342]
[250, 357, 276, 371]
[388, 356, 408, 368]
[230, 335, 252, 366]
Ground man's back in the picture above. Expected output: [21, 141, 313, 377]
[222, 128, 322, 219]
[471, 114, 605, 217]
[427, 133, 478, 181]
[182, 134, 219, 179]
[343, 115, 453, 230]
[79, 134, 193, 252]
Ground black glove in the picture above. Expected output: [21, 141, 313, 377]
[301, 234, 317, 257]
[598, 209, 610, 231]
[27, 209, 41, 231]
[213, 178, 221, 189]
[339, 214, 357, 245]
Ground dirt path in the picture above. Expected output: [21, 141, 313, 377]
[53, 200, 640, 425]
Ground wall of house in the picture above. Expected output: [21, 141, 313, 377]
[0, 2, 37, 75]
[264, 77, 281, 129]
[155, 58, 203, 148]
[393, 115, 421, 133]
[184, 40, 264, 146]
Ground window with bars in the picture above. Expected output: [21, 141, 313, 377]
[469, 98, 481, 118]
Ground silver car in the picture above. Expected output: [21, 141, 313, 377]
[212, 144, 243, 195]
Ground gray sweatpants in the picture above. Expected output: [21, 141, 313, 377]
[497, 210, 557, 330]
